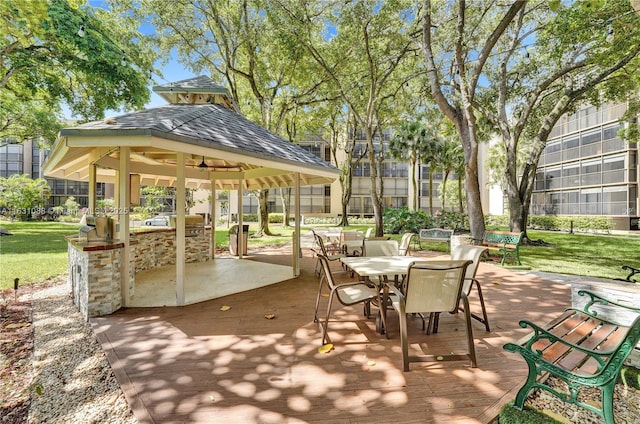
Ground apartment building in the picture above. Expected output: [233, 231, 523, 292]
[530, 102, 639, 230]
[0, 139, 111, 210]
[222, 128, 455, 219]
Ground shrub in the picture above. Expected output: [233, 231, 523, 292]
[489, 214, 615, 233]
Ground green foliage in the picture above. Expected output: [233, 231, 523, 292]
[136, 186, 171, 218]
[486, 215, 615, 233]
[619, 366, 640, 391]
[383, 208, 469, 234]
[0, 174, 51, 220]
[1, 0, 156, 141]
[499, 402, 564, 424]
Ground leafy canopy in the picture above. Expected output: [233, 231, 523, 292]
[1, 0, 157, 142]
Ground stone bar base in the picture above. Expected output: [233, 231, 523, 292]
[66, 228, 211, 320]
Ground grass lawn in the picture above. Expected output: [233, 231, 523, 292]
[520, 230, 639, 280]
[1, 220, 638, 290]
[0, 221, 73, 290]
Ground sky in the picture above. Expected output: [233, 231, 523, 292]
[68, 1, 197, 117]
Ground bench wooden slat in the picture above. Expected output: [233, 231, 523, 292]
[558, 322, 619, 374]
[576, 325, 629, 376]
[530, 310, 590, 354]
[538, 315, 600, 364]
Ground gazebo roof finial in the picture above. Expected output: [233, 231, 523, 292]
[153, 76, 239, 111]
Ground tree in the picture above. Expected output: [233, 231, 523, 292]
[137, 186, 171, 218]
[276, 0, 418, 236]
[118, 0, 331, 237]
[389, 120, 438, 212]
[421, 1, 527, 241]
[476, 1, 640, 236]
[437, 137, 463, 211]
[1, 0, 155, 142]
[0, 174, 51, 220]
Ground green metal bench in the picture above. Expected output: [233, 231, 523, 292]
[615, 264, 640, 283]
[503, 290, 640, 424]
[479, 230, 523, 265]
[418, 228, 454, 251]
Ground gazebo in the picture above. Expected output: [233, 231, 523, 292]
[43, 76, 340, 317]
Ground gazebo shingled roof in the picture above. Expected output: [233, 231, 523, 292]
[43, 76, 339, 190]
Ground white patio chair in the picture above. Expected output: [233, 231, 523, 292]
[362, 239, 399, 257]
[312, 232, 346, 277]
[398, 232, 416, 256]
[339, 230, 364, 256]
[389, 260, 475, 371]
[315, 254, 381, 345]
[451, 244, 491, 331]
[364, 227, 373, 240]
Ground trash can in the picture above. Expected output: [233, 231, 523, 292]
[229, 224, 249, 256]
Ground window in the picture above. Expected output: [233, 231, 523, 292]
[545, 166, 561, 189]
[580, 188, 602, 215]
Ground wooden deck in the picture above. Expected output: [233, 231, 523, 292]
[91, 249, 574, 424]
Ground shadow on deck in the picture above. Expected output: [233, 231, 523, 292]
[91, 249, 574, 424]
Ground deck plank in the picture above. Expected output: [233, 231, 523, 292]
[92, 249, 573, 423]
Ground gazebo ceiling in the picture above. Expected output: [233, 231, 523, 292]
[43, 77, 339, 190]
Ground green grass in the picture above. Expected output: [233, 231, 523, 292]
[0, 221, 74, 290]
[1, 221, 639, 290]
[519, 230, 639, 281]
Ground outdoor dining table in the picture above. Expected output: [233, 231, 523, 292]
[340, 256, 470, 336]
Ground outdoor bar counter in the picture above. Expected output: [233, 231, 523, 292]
[66, 226, 212, 320]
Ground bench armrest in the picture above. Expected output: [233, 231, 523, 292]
[577, 289, 640, 316]
[622, 265, 640, 282]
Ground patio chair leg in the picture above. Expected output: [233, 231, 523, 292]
[461, 293, 477, 368]
[321, 290, 337, 345]
[458, 280, 491, 332]
[474, 280, 490, 332]
[313, 274, 327, 323]
[399, 309, 410, 371]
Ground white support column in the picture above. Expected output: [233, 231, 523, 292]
[176, 153, 186, 306]
[88, 164, 96, 214]
[118, 147, 130, 307]
[210, 177, 216, 259]
[294, 172, 301, 277]
[237, 181, 243, 259]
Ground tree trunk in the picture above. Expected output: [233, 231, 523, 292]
[255, 189, 272, 236]
[428, 168, 433, 215]
[410, 159, 417, 210]
[441, 170, 450, 211]
[280, 188, 291, 227]
[458, 174, 464, 212]
[367, 132, 385, 237]
[457, 122, 486, 241]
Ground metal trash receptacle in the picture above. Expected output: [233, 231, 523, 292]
[229, 224, 249, 256]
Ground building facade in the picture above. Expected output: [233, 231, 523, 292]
[0, 139, 110, 210]
[530, 102, 639, 230]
